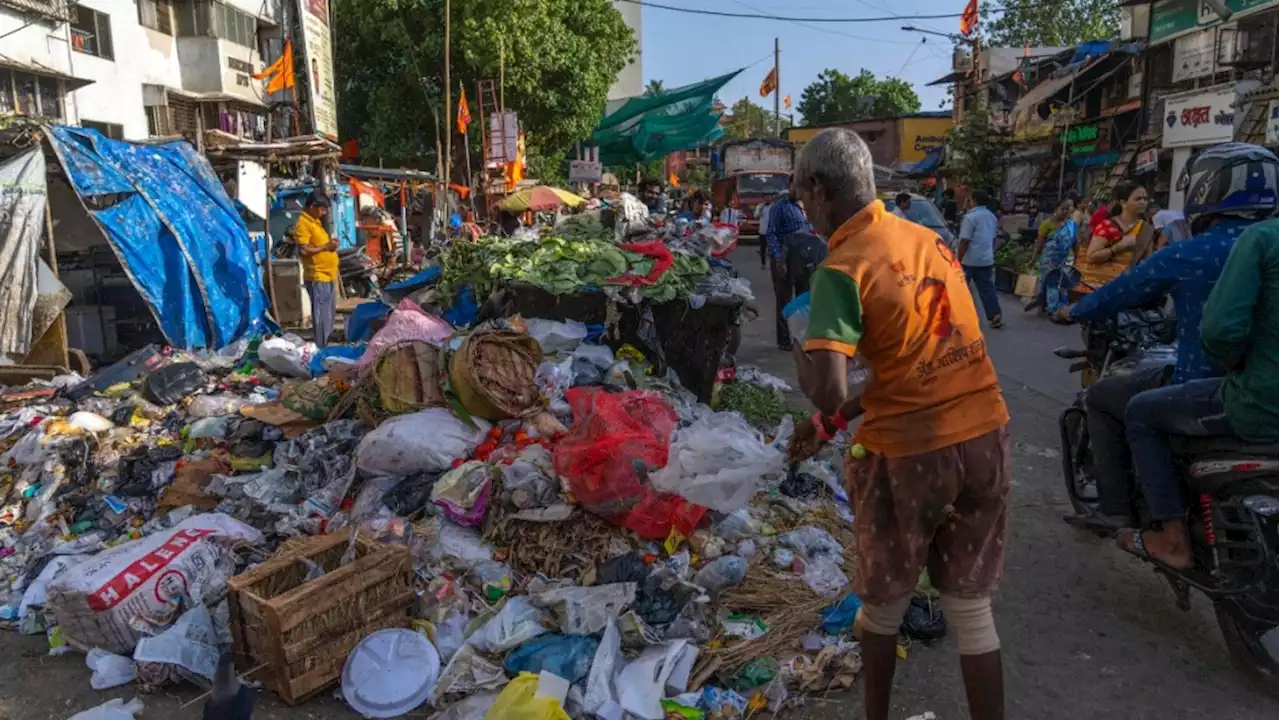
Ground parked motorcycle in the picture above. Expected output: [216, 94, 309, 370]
[1055, 310, 1279, 678]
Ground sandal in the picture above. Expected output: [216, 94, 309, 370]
[1116, 528, 1193, 570]
[990, 318, 1005, 329]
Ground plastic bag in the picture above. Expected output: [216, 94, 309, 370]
[503, 634, 600, 684]
[68, 697, 145, 720]
[356, 408, 490, 476]
[431, 461, 495, 527]
[651, 412, 792, 512]
[86, 648, 136, 689]
[780, 526, 844, 561]
[582, 618, 623, 714]
[259, 336, 314, 378]
[553, 389, 703, 540]
[484, 673, 571, 720]
[616, 641, 697, 720]
[435, 611, 472, 663]
[692, 555, 748, 596]
[532, 583, 635, 636]
[802, 556, 849, 597]
[187, 394, 251, 418]
[524, 318, 588, 356]
[469, 596, 548, 653]
[567, 344, 617, 387]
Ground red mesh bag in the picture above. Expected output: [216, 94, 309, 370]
[553, 387, 706, 539]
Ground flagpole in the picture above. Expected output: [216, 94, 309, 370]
[443, 0, 451, 198]
[773, 37, 780, 138]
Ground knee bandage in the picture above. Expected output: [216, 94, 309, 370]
[938, 594, 1000, 655]
[854, 596, 912, 637]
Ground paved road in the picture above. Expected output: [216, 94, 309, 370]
[0, 247, 1274, 719]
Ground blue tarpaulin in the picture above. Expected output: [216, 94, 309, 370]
[48, 126, 273, 350]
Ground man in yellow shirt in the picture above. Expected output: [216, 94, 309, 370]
[293, 192, 339, 346]
[787, 128, 1010, 720]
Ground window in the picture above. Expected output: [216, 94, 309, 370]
[174, 0, 255, 47]
[0, 70, 65, 119]
[146, 106, 172, 136]
[71, 6, 113, 60]
[82, 120, 125, 140]
[138, 0, 173, 35]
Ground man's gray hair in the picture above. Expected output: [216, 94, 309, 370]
[793, 128, 877, 211]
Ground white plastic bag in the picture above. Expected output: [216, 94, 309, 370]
[468, 596, 548, 653]
[132, 604, 219, 680]
[582, 617, 623, 714]
[67, 697, 145, 720]
[524, 318, 588, 355]
[86, 648, 136, 689]
[650, 412, 792, 512]
[802, 556, 849, 597]
[259, 336, 314, 378]
[356, 408, 490, 475]
[532, 583, 636, 636]
[616, 641, 697, 720]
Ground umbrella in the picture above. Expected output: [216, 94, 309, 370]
[498, 185, 586, 212]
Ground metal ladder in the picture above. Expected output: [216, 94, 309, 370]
[1090, 141, 1140, 205]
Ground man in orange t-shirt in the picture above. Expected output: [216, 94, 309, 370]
[787, 128, 1010, 720]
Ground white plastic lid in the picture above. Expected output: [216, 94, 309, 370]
[341, 629, 441, 718]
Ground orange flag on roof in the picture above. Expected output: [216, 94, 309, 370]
[960, 0, 979, 36]
[252, 40, 295, 94]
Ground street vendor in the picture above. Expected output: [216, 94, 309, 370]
[786, 127, 1011, 720]
[294, 192, 339, 347]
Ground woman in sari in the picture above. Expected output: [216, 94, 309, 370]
[1078, 182, 1151, 290]
[1027, 195, 1087, 322]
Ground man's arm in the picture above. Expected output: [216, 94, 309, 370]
[795, 266, 863, 415]
[1069, 243, 1182, 322]
[1201, 225, 1266, 369]
[956, 213, 973, 264]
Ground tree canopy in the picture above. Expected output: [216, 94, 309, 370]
[978, 0, 1120, 48]
[796, 69, 920, 126]
[720, 97, 791, 140]
[333, 0, 635, 170]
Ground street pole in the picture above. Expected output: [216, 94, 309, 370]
[443, 0, 451, 195]
[773, 37, 780, 138]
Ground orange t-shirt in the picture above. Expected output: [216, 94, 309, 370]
[802, 201, 1009, 458]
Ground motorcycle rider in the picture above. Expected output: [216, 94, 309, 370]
[1062, 143, 1278, 531]
[1115, 181, 1279, 567]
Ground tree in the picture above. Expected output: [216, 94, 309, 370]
[720, 97, 791, 140]
[333, 0, 635, 171]
[796, 69, 920, 125]
[644, 79, 665, 96]
[978, 0, 1120, 47]
[946, 98, 1009, 191]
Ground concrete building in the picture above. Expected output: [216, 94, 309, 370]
[608, 0, 641, 100]
[0, 0, 279, 141]
[785, 111, 953, 170]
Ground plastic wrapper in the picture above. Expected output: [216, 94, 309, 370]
[651, 412, 792, 512]
[132, 604, 219, 680]
[692, 555, 747, 596]
[483, 673, 571, 720]
[68, 697, 145, 720]
[357, 408, 489, 476]
[86, 648, 136, 689]
[468, 596, 548, 653]
[503, 634, 600, 684]
[553, 389, 703, 540]
[258, 336, 315, 378]
[431, 461, 496, 527]
[780, 526, 844, 561]
[435, 644, 508, 699]
[524, 318, 588, 356]
[802, 556, 849, 597]
[532, 583, 636, 636]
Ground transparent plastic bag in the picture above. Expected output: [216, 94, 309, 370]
[692, 555, 748, 596]
[469, 596, 548, 653]
[86, 648, 136, 690]
[651, 413, 792, 512]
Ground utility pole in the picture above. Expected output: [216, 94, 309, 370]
[773, 37, 780, 138]
[443, 0, 451, 194]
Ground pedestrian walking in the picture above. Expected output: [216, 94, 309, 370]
[786, 127, 1010, 720]
[293, 192, 339, 347]
[764, 180, 810, 350]
[956, 189, 1004, 328]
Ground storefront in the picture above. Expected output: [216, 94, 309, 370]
[1161, 84, 1237, 210]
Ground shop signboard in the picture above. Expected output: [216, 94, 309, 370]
[1269, 100, 1279, 146]
[297, 0, 338, 141]
[1171, 28, 1217, 82]
[1135, 148, 1160, 174]
[568, 159, 602, 183]
[1150, 0, 1276, 44]
[1162, 86, 1236, 148]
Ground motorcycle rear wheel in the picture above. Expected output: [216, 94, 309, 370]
[1215, 601, 1278, 681]
[1059, 404, 1097, 516]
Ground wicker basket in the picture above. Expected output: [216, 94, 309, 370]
[226, 534, 415, 705]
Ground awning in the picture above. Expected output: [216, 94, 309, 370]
[907, 145, 945, 175]
[0, 55, 93, 90]
[165, 86, 268, 109]
[1012, 67, 1086, 116]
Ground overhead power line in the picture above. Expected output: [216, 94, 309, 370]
[612, 0, 964, 22]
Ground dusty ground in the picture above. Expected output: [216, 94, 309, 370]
[1, 246, 1275, 719]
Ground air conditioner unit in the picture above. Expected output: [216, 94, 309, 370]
[953, 48, 973, 73]
[1218, 24, 1276, 69]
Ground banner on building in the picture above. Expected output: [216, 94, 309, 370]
[1162, 86, 1236, 148]
[1171, 28, 1217, 83]
[297, 0, 338, 141]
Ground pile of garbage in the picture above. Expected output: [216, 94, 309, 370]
[0, 286, 935, 719]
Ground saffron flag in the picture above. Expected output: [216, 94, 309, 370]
[783, 94, 791, 110]
[960, 0, 978, 36]
[252, 40, 295, 94]
[457, 87, 471, 135]
[759, 68, 777, 97]
[668, 171, 679, 188]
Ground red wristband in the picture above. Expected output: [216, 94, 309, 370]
[811, 410, 833, 441]
[827, 411, 849, 433]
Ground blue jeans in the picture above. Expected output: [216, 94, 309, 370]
[306, 280, 336, 347]
[963, 265, 1002, 322]
[1125, 378, 1232, 522]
